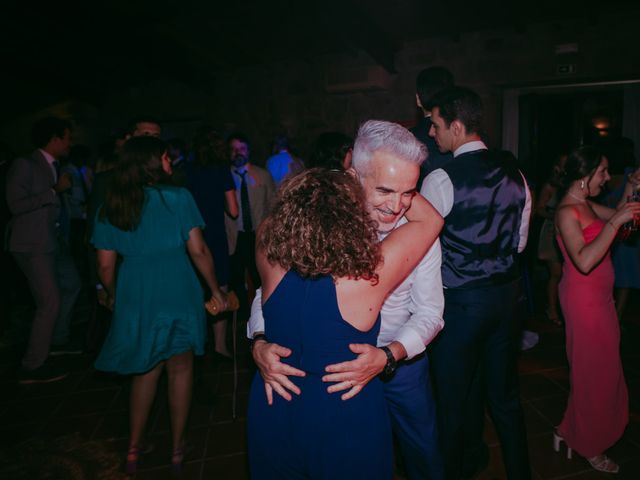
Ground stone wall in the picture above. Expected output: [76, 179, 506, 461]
[2, 9, 638, 164]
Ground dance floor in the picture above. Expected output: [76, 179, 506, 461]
[1, 293, 639, 479]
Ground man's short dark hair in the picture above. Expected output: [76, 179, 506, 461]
[430, 86, 483, 135]
[126, 117, 161, 135]
[31, 117, 72, 148]
[416, 66, 454, 110]
[227, 131, 251, 149]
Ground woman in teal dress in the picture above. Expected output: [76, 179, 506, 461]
[92, 136, 226, 475]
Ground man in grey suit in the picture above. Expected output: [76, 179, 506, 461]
[6, 116, 82, 383]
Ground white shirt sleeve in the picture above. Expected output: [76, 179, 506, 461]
[247, 287, 265, 338]
[420, 169, 454, 217]
[517, 173, 532, 253]
[392, 239, 445, 359]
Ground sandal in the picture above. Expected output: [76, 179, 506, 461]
[125, 445, 140, 476]
[587, 455, 619, 474]
[171, 444, 186, 476]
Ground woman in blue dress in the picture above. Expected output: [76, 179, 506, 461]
[92, 136, 226, 475]
[185, 129, 238, 358]
[247, 168, 443, 479]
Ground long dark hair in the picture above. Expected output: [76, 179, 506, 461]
[100, 136, 168, 231]
[556, 145, 604, 198]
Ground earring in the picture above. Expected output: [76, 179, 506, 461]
[580, 180, 585, 189]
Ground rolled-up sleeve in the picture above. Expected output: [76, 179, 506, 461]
[393, 239, 445, 359]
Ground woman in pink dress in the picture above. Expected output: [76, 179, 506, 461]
[553, 145, 640, 473]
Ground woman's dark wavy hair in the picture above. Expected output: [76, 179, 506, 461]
[555, 145, 604, 198]
[100, 136, 169, 231]
[258, 168, 382, 282]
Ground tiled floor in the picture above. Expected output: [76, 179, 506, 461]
[1, 293, 639, 479]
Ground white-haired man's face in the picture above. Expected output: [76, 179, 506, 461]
[357, 151, 419, 234]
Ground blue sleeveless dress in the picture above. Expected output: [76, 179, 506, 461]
[247, 271, 392, 479]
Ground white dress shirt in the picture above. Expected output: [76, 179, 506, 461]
[39, 148, 58, 183]
[247, 216, 445, 360]
[420, 141, 531, 253]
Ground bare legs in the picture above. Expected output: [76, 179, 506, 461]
[166, 351, 193, 454]
[213, 319, 231, 357]
[127, 351, 195, 469]
[129, 362, 164, 449]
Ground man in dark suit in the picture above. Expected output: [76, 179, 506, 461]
[411, 66, 455, 185]
[6, 117, 81, 383]
[421, 87, 532, 479]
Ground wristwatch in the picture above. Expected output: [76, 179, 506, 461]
[380, 346, 397, 377]
[250, 333, 268, 352]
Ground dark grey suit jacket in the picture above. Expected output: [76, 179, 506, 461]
[5, 150, 59, 253]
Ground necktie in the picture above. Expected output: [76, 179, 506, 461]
[237, 170, 253, 232]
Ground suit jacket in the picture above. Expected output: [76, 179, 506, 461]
[225, 163, 276, 255]
[5, 150, 59, 253]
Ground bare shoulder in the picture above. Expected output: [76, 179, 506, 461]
[334, 275, 384, 331]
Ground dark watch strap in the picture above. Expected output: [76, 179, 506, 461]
[380, 345, 397, 377]
[250, 333, 268, 352]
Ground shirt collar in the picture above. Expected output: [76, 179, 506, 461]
[39, 149, 56, 165]
[453, 140, 487, 158]
[233, 163, 250, 175]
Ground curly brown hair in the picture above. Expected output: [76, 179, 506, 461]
[258, 168, 381, 282]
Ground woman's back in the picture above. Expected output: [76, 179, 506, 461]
[248, 270, 392, 479]
[100, 186, 195, 256]
[92, 185, 207, 375]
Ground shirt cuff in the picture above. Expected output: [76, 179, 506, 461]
[393, 329, 427, 360]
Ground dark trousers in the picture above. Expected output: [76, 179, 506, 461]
[12, 237, 81, 370]
[430, 279, 531, 480]
[229, 231, 261, 316]
[384, 354, 444, 480]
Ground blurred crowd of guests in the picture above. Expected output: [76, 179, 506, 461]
[0, 64, 639, 478]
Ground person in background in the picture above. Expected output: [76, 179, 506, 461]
[93, 136, 227, 475]
[411, 66, 455, 184]
[266, 134, 304, 185]
[600, 138, 640, 322]
[552, 145, 640, 473]
[535, 153, 568, 326]
[6, 116, 82, 384]
[306, 131, 354, 170]
[226, 132, 276, 316]
[185, 129, 239, 358]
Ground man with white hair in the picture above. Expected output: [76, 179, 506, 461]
[249, 120, 445, 479]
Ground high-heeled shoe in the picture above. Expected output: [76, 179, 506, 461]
[171, 445, 185, 476]
[125, 445, 140, 476]
[587, 455, 619, 474]
[552, 430, 572, 459]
